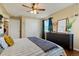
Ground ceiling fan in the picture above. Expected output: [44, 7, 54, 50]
[22, 3, 45, 14]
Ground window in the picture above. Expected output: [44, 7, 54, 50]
[44, 20, 49, 32]
[58, 19, 67, 32]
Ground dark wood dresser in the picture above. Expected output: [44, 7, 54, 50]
[46, 32, 73, 50]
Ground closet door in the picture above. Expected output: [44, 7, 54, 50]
[8, 19, 20, 39]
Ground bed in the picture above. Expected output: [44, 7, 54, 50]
[0, 37, 66, 56]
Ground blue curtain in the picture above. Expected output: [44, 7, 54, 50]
[48, 18, 53, 32]
[41, 18, 53, 39]
[42, 20, 45, 39]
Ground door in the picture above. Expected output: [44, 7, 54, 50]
[8, 19, 20, 39]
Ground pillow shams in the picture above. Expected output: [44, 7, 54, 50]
[4, 35, 14, 46]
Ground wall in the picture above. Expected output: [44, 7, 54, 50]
[21, 17, 26, 38]
[0, 4, 9, 37]
[23, 17, 42, 38]
[52, 4, 76, 32]
[0, 4, 21, 39]
[52, 4, 79, 50]
[71, 16, 79, 50]
[0, 4, 43, 39]
[0, 4, 9, 18]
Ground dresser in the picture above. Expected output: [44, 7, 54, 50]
[46, 32, 73, 50]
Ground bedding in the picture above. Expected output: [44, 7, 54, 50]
[0, 37, 66, 56]
[27, 37, 58, 52]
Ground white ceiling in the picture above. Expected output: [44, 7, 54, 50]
[3, 3, 73, 19]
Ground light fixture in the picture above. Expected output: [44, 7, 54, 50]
[30, 11, 33, 14]
[30, 10, 37, 14]
[75, 3, 78, 16]
[22, 3, 45, 14]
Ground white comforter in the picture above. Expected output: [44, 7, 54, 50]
[1, 38, 65, 56]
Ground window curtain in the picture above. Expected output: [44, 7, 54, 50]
[41, 18, 53, 39]
[48, 18, 53, 32]
[42, 20, 45, 39]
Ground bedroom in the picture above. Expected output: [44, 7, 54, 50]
[0, 3, 79, 56]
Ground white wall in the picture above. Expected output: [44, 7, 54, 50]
[24, 18, 42, 38]
[52, 4, 79, 50]
[0, 4, 9, 18]
[72, 16, 79, 49]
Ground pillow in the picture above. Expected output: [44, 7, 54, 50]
[0, 37, 8, 49]
[4, 35, 14, 46]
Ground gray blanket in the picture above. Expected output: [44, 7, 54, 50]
[27, 37, 58, 52]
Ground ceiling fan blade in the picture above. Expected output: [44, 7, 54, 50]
[22, 4, 32, 9]
[36, 9, 45, 11]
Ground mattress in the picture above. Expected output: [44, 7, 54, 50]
[0, 38, 65, 56]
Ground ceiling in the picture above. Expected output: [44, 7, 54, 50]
[2, 3, 73, 19]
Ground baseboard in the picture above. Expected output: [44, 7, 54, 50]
[74, 48, 79, 51]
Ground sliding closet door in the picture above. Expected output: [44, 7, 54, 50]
[8, 19, 20, 39]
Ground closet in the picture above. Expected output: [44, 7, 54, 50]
[8, 18, 20, 39]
